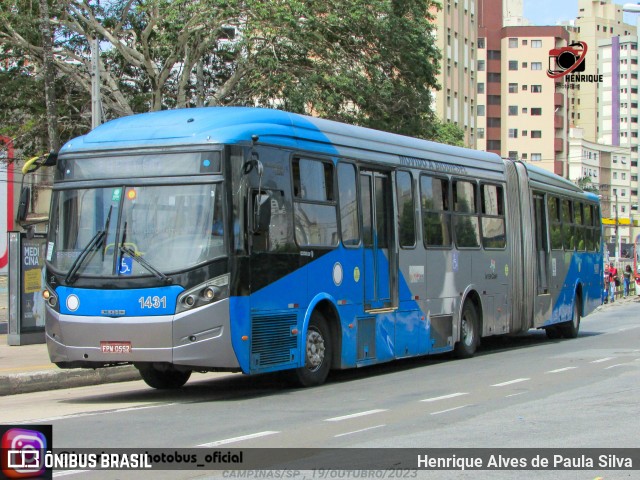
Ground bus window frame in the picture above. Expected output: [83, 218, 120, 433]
[451, 177, 482, 250]
[479, 182, 507, 250]
[396, 169, 417, 250]
[420, 173, 453, 250]
[291, 155, 339, 249]
[336, 160, 362, 249]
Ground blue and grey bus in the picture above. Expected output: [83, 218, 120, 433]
[43, 107, 603, 389]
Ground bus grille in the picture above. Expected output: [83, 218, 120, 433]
[251, 313, 298, 369]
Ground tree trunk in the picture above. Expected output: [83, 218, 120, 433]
[39, 0, 60, 152]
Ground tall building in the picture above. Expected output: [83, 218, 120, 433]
[598, 35, 639, 220]
[477, 0, 571, 175]
[574, 0, 636, 143]
[433, 0, 478, 147]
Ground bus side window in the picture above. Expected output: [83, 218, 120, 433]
[420, 175, 451, 247]
[548, 196, 563, 250]
[338, 162, 360, 246]
[561, 199, 575, 250]
[396, 170, 416, 248]
[452, 180, 480, 248]
[480, 184, 506, 249]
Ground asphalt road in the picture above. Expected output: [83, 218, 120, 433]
[3, 300, 639, 480]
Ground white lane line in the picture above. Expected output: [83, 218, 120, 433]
[505, 392, 527, 398]
[420, 392, 469, 403]
[546, 367, 578, 374]
[197, 431, 279, 447]
[324, 409, 388, 422]
[591, 357, 614, 364]
[605, 363, 631, 370]
[491, 378, 530, 387]
[18, 404, 176, 424]
[53, 471, 90, 478]
[431, 405, 470, 416]
[334, 424, 386, 438]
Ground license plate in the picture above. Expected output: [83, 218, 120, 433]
[100, 341, 132, 353]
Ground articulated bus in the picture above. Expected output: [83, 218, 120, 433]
[43, 108, 603, 389]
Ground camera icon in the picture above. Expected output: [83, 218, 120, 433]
[1, 428, 47, 478]
[547, 41, 587, 78]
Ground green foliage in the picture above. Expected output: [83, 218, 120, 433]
[432, 120, 465, 147]
[574, 176, 598, 193]
[1, 0, 443, 153]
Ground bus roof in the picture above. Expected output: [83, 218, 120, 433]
[60, 107, 503, 172]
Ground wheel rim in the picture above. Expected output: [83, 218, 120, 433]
[461, 315, 474, 347]
[305, 327, 326, 372]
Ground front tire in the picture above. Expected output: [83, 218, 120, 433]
[136, 364, 192, 389]
[454, 301, 479, 358]
[291, 312, 332, 387]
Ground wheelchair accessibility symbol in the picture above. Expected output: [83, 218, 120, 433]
[119, 257, 133, 275]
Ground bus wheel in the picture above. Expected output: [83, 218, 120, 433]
[292, 312, 331, 387]
[136, 364, 192, 389]
[454, 302, 479, 358]
[560, 298, 581, 339]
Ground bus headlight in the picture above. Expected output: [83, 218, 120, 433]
[176, 274, 229, 313]
[43, 285, 59, 311]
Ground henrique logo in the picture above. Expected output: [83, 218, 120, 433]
[547, 41, 602, 83]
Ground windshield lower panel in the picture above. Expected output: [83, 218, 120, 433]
[49, 183, 226, 277]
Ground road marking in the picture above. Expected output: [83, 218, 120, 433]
[198, 431, 279, 447]
[604, 363, 630, 370]
[491, 378, 530, 387]
[505, 392, 527, 398]
[431, 405, 470, 415]
[324, 409, 388, 422]
[546, 367, 578, 374]
[53, 470, 90, 478]
[17, 404, 175, 424]
[420, 392, 469, 403]
[590, 357, 613, 364]
[334, 424, 386, 438]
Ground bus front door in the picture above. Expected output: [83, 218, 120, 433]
[360, 170, 396, 311]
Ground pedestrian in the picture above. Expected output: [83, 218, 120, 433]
[608, 262, 618, 303]
[623, 265, 632, 298]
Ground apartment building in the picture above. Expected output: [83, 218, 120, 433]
[433, 0, 479, 147]
[574, 0, 636, 143]
[598, 35, 640, 218]
[476, 5, 570, 175]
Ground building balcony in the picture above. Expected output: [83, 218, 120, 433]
[554, 93, 564, 108]
[554, 137, 564, 152]
[554, 115, 564, 129]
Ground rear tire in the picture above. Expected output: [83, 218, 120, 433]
[560, 297, 581, 339]
[137, 364, 192, 389]
[454, 301, 479, 358]
[291, 312, 331, 387]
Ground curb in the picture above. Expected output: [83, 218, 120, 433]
[0, 365, 141, 396]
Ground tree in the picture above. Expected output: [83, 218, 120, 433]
[432, 120, 465, 147]
[1, 0, 443, 151]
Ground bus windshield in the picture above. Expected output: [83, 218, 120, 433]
[49, 183, 225, 277]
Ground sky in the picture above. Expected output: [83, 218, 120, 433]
[523, 0, 639, 27]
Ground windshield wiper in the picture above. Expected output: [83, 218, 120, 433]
[119, 246, 173, 284]
[65, 230, 107, 284]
